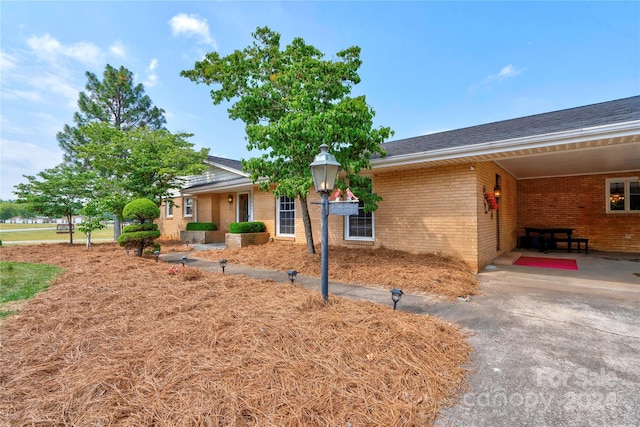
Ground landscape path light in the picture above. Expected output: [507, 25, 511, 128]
[219, 259, 228, 274]
[287, 270, 298, 283]
[310, 143, 340, 303]
[390, 288, 404, 310]
[154, 250, 160, 262]
[180, 256, 187, 267]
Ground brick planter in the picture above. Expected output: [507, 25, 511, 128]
[225, 232, 270, 249]
[180, 230, 226, 244]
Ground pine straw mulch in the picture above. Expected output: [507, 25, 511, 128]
[195, 241, 479, 299]
[0, 242, 472, 426]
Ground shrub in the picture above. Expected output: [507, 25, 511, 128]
[229, 221, 266, 233]
[118, 198, 161, 256]
[122, 198, 160, 223]
[186, 222, 217, 231]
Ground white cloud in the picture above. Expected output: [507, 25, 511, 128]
[110, 41, 126, 58]
[144, 58, 159, 88]
[485, 64, 525, 83]
[26, 33, 105, 66]
[0, 51, 18, 71]
[169, 13, 217, 49]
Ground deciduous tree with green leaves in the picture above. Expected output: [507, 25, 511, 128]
[181, 26, 392, 253]
[77, 123, 209, 207]
[13, 164, 98, 244]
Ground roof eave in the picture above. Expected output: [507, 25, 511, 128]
[371, 120, 640, 169]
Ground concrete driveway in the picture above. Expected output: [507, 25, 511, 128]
[434, 252, 640, 426]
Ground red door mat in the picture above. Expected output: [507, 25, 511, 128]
[513, 256, 578, 270]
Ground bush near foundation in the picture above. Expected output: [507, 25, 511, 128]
[229, 221, 266, 233]
[185, 222, 217, 231]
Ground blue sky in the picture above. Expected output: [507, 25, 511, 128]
[1, 1, 638, 200]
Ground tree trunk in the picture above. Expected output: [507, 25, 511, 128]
[114, 216, 122, 240]
[66, 214, 73, 245]
[86, 232, 91, 249]
[299, 194, 316, 254]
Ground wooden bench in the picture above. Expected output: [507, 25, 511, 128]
[56, 224, 74, 234]
[554, 237, 589, 254]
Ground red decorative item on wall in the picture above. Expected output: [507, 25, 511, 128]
[484, 192, 499, 210]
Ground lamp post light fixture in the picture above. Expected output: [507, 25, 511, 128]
[287, 270, 298, 283]
[180, 256, 187, 267]
[219, 259, 228, 274]
[310, 143, 341, 303]
[154, 250, 160, 262]
[390, 288, 404, 310]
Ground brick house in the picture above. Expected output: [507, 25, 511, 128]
[159, 96, 640, 272]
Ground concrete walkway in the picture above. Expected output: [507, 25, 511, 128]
[160, 250, 640, 426]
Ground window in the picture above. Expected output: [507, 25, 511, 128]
[606, 177, 640, 213]
[346, 200, 374, 240]
[165, 200, 173, 217]
[277, 196, 295, 236]
[184, 197, 193, 217]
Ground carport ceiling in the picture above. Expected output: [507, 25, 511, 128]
[494, 141, 640, 179]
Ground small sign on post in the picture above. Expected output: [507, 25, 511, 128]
[328, 201, 359, 216]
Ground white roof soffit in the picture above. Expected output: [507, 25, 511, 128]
[371, 120, 640, 170]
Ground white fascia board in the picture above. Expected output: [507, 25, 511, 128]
[182, 177, 267, 195]
[371, 120, 640, 169]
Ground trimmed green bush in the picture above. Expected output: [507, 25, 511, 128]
[122, 223, 159, 233]
[229, 221, 266, 233]
[118, 198, 161, 256]
[122, 198, 160, 222]
[186, 222, 217, 231]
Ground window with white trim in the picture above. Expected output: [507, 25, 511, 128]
[277, 196, 295, 236]
[606, 177, 640, 213]
[165, 200, 173, 217]
[184, 197, 193, 217]
[346, 200, 374, 240]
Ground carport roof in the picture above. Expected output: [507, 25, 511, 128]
[380, 96, 639, 157]
[373, 96, 640, 178]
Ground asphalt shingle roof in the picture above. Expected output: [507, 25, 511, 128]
[380, 96, 640, 158]
[207, 156, 243, 172]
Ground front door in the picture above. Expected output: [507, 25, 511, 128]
[238, 192, 251, 222]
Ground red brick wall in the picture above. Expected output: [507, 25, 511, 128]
[517, 172, 640, 253]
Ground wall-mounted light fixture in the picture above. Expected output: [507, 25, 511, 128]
[227, 194, 234, 204]
[493, 184, 502, 201]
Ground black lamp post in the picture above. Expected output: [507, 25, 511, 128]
[287, 270, 298, 283]
[219, 259, 227, 274]
[180, 256, 187, 267]
[310, 144, 340, 303]
[154, 250, 160, 262]
[390, 288, 404, 310]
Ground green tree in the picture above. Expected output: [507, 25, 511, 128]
[13, 164, 97, 244]
[78, 200, 109, 249]
[0, 200, 19, 222]
[57, 64, 167, 240]
[58, 64, 166, 163]
[117, 198, 161, 256]
[77, 123, 209, 207]
[181, 27, 392, 253]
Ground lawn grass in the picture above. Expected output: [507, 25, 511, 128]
[0, 261, 63, 318]
[0, 224, 115, 243]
